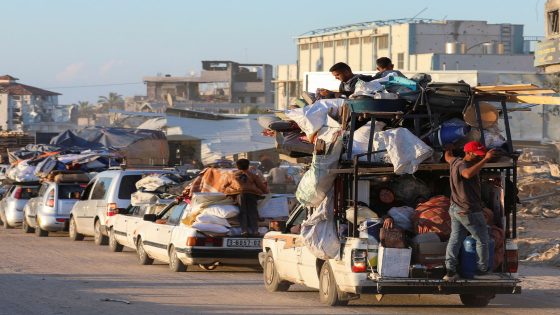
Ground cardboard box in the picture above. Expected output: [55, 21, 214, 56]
[378, 246, 412, 278]
[412, 241, 448, 265]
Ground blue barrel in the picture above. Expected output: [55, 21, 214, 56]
[459, 236, 494, 278]
[437, 124, 470, 146]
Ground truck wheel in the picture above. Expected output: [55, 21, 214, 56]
[136, 238, 154, 265]
[22, 218, 35, 233]
[109, 228, 124, 252]
[263, 252, 291, 292]
[319, 262, 350, 306]
[94, 220, 109, 246]
[460, 294, 493, 307]
[169, 246, 187, 272]
[69, 217, 84, 241]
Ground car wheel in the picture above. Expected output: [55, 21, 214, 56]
[69, 217, 84, 241]
[109, 228, 124, 252]
[263, 252, 291, 292]
[169, 245, 187, 272]
[35, 225, 48, 237]
[94, 220, 109, 246]
[136, 238, 154, 265]
[319, 262, 349, 306]
[22, 217, 34, 233]
[460, 294, 493, 307]
[198, 263, 218, 271]
[2, 218, 12, 229]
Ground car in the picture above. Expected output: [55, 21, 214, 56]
[135, 201, 263, 272]
[69, 169, 175, 245]
[0, 182, 40, 228]
[108, 200, 173, 252]
[23, 179, 88, 237]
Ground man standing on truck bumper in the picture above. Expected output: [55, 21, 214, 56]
[443, 141, 496, 281]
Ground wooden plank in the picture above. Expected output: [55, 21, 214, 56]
[474, 84, 541, 92]
[507, 89, 557, 95]
[505, 95, 560, 105]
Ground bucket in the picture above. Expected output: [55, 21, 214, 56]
[463, 102, 499, 129]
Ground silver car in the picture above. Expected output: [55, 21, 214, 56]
[0, 183, 40, 228]
[23, 181, 86, 236]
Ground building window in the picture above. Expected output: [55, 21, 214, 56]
[336, 39, 346, 47]
[311, 42, 321, 49]
[250, 96, 257, 103]
[548, 10, 559, 34]
[362, 37, 372, 44]
[323, 41, 334, 48]
[377, 35, 389, 49]
[349, 38, 360, 45]
[300, 44, 309, 51]
[397, 53, 404, 69]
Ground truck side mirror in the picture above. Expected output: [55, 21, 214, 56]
[143, 214, 157, 222]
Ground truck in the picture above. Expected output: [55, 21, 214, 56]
[260, 85, 529, 307]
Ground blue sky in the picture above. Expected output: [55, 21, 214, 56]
[0, 0, 547, 104]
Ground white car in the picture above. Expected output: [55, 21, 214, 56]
[108, 201, 172, 252]
[69, 169, 174, 245]
[135, 201, 262, 272]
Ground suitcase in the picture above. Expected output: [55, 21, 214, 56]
[380, 227, 407, 248]
[426, 82, 471, 113]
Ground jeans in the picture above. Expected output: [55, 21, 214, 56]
[445, 203, 490, 273]
[237, 193, 259, 234]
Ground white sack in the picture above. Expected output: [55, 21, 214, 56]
[258, 195, 289, 218]
[195, 213, 231, 227]
[8, 160, 38, 182]
[388, 206, 415, 232]
[131, 191, 158, 206]
[380, 128, 433, 174]
[285, 98, 345, 138]
[203, 204, 240, 219]
[190, 192, 233, 211]
[351, 120, 388, 162]
[135, 175, 177, 191]
[191, 222, 230, 234]
[352, 79, 384, 97]
[345, 205, 379, 224]
[301, 189, 340, 260]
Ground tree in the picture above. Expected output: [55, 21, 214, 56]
[98, 92, 124, 112]
[72, 101, 94, 116]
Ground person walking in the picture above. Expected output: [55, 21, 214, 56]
[443, 141, 497, 281]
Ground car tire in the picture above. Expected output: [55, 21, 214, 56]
[319, 262, 350, 306]
[109, 228, 124, 252]
[69, 217, 84, 241]
[199, 263, 218, 271]
[263, 252, 291, 292]
[169, 246, 187, 272]
[136, 238, 154, 265]
[22, 217, 35, 233]
[460, 294, 493, 307]
[2, 218, 12, 229]
[94, 220, 109, 246]
[35, 225, 48, 237]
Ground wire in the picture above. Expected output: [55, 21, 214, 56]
[45, 82, 143, 89]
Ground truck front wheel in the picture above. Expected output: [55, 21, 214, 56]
[319, 262, 349, 306]
[263, 252, 291, 292]
[460, 294, 493, 307]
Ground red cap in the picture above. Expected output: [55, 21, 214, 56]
[464, 141, 487, 157]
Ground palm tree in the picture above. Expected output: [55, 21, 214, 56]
[72, 101, 94, 116]
[98, 92, 123, 112]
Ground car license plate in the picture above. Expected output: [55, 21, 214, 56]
[225, 238, 261, 248]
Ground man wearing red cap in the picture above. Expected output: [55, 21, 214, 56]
[443, 141, 497, 281]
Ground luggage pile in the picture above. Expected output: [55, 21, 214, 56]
[132, 173, 187, 206]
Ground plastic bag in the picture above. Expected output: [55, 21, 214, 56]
[195, 213, 231, 227]
[258, 195, 289, 218]
[202, 204, 240, 219]
[381, 128, 433, 174]
[191, 222, 230, 234]
[136, 174, 178, 192]
[388, 206, 415, 232]
[301, 189, 340, 260]
[351, 120, 388, 162]
[285, 98, 345, 138]
[352, 79, 384, 97]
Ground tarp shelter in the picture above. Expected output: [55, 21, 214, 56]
[138, 115, 275, 165]
[50, 127, 169, 166]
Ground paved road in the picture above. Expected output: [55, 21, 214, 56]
[0, 228, 559, 315]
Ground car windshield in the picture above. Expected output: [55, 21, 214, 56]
[58, 185, 86, 200]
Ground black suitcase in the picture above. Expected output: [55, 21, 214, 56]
[426, 82, 471, 113]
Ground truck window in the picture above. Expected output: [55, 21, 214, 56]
[90, 177, 113, 200]
[118, 175, 143, 199]
[58, 185, 85, 200]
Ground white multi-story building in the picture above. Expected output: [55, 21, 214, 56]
[0, 75, 61, 131]
[276, 19, 537, 109]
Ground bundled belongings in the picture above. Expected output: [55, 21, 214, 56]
[413, 195, 452, 241]
[425, 82, 471, 113]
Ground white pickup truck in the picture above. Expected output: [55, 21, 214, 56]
[134, 201, 263, 272]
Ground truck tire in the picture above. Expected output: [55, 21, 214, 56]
[109, 228, 124, 252]
[69, 217, 84, 241]
[22, 217, 35, 233]
[460, 294, 493, 307]
[319, 262, 350, 306]
[263, 252, 291, 292]
[136, 238, 154, 265]
[169, 245, 187, 272]
[94, 220, 109, 246]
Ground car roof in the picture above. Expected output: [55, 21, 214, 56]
[94, 169, 175, 177]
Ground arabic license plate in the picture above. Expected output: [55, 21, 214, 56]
[225, 238, 262, 248]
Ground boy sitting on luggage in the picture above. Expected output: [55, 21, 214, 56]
[223, 159, 269, 237]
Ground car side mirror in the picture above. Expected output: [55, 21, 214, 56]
[269, 220, 287, 232]
[143, 214, 157, 222]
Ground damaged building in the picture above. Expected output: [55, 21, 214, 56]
[142, 60, 274, 114]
